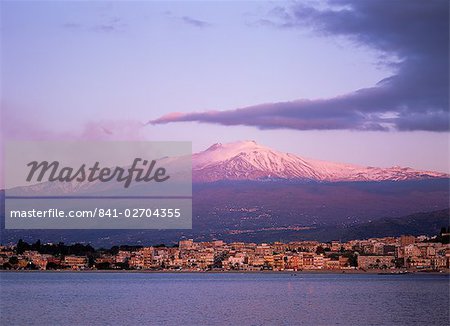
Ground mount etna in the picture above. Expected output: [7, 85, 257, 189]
[1, 141, 449, 246]
[192, 141, 448, 182]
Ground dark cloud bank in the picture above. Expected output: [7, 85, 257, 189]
[150, 0, 449, 132]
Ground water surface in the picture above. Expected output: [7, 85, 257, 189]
[1, 272, 448, 325]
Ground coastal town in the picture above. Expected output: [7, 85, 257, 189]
[1, 230, 449, 273]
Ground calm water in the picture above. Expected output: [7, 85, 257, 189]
[0, 272, 448, 326]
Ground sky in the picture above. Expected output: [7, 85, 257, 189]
[1, 0, 449, 175]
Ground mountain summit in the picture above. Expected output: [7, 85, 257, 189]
[192, 141, 448, 183]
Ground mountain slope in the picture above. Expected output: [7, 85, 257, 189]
[335, 208, 450, 240]
[192, 141, 448, 182]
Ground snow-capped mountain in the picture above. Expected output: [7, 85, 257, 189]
[7, 140, 448, 194]
[192, 140, 449, 182]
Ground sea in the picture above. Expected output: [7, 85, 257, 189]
[0, 272, 448, 325]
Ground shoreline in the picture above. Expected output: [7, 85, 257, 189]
[1, 269, 448, 275]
